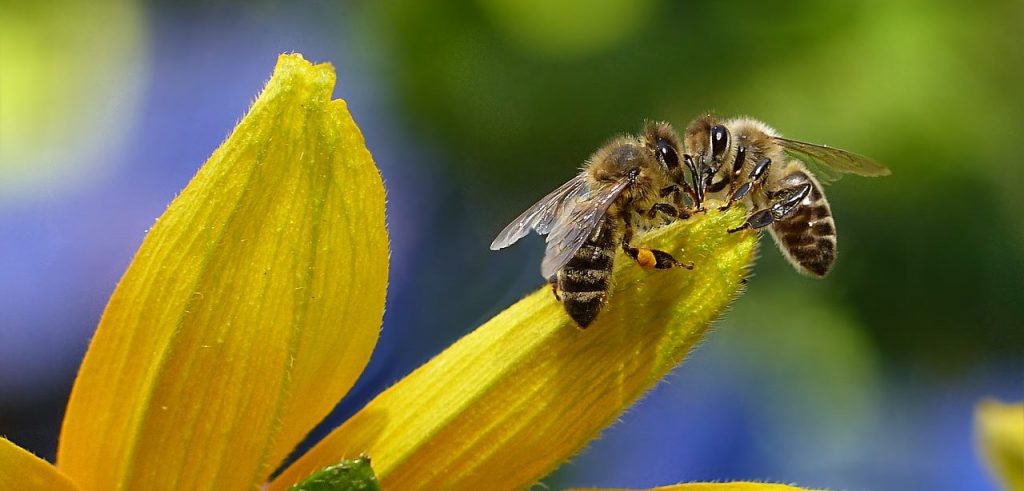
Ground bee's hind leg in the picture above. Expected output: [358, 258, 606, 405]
[629, 248, 694, 270]
[726, 208, 774, 234]
[621, 211, 694, 270]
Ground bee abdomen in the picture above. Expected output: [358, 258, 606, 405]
[771, 173, 837, 277]
[558, 220, 617, 327]
[560, 267, 610, 293]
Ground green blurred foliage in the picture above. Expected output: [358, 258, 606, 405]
[0, 0, 145, 204]
[476, 0, 656, 59]
[359, 0, 1024, 369]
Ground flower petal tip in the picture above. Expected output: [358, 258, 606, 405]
[58, 52, 388, 490]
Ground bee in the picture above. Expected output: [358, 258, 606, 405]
[683, 114, 890, 277]
[490, 122, 700, 328]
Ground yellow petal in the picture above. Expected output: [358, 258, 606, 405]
[272, 204, 756, 490]
[57, 53, 388, 490]
[975, 399, 1024, 491]
[0, 437, 78, 490]
[573, 483, 825, 491]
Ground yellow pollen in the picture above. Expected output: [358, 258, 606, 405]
[637, 248, 657, 269]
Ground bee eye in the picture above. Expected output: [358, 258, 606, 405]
[656, 138, 679, 169]
[711, 124, 730, 158]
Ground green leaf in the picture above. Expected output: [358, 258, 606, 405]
[289, 456, 379, 491]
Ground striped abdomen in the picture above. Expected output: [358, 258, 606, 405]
[769, 171, 837, 277]
[557, 216, 617, 327]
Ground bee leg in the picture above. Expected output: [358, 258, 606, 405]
[659, 186, 699, 219]
[727, 208, 773, 233]
[728, 181, 811, 233]
[658, 184, 683, 210]
[701, 154, 727, 201]
[644, 203, 680, 220]
[679, 182, 699, 209]
[661, 183, 700, 212]
[719, 182, 753, 212]
[548, 276, 561, 301]
[704, 174, 729, 212]
[650, 249, 694, 269]
[621, 212, 693, 270]
[716, 145, 747, 208]
[621, 213, 656, 268]
[707, 177, 729, 194]
[721, 157, 770, 211]
[658, 185, 679, 199]
[727, 145, 748, 194]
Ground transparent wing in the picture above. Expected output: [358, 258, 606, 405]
[490, 174, 589, 250]
[539, 178, 631, 279]
[774, 137, 891, 182]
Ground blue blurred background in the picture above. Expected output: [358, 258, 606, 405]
[1, 1, 1021, 489]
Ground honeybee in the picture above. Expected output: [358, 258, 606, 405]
[683, 114, 890, 276]
[490, 122, 700, 328]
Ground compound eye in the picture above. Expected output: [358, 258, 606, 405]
[711, 124, 730, 158]
[656, 138, 679, 169]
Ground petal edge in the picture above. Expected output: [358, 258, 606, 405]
[57, 53, 388, 490]
[1, 437, 78, 491]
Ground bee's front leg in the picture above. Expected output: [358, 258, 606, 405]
[659, 184, 701, 214]
[719, 145, 748, 201]
[720, 157, 771, 211]
[644, 203, 683, 220]
[652, 185, 702, 221]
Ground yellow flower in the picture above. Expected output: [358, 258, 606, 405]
[975, 399, 1024, 491]
[0, 53, 819, 491]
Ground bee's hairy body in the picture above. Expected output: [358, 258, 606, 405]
[711, 118, 834, 276]
[684, 115, 886, 277]
[554, 131, 689, 327]
[492, 115, 887, 326]
[491, 122, 698, 328]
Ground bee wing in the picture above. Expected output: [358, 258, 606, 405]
[539, 178, 631, 279]
[774, 137, 891, 183]
[490, 174, 589, 250]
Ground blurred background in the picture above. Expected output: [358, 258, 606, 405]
[2, 1, 1022, 489]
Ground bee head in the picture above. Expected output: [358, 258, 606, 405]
[684, 114, 733, 202]
[684, 114, 731, 167]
